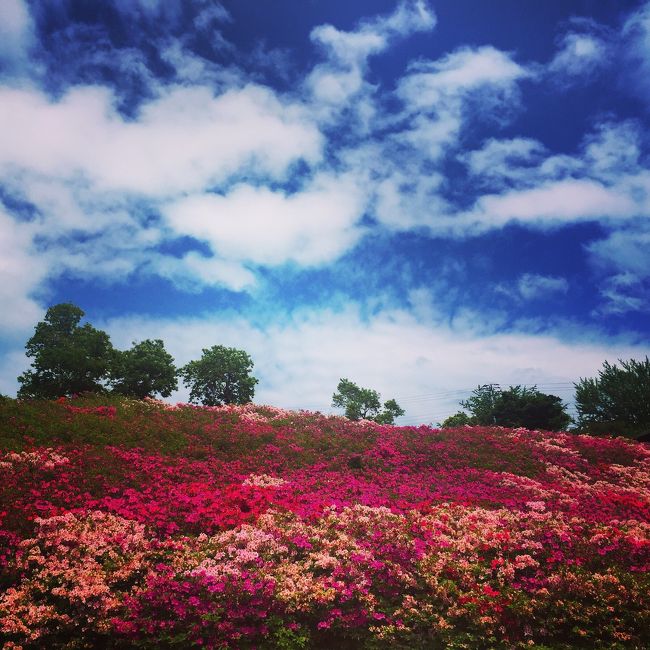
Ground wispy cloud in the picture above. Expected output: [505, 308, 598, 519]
[517, 274, 569, 301]
[547, 19, 612, 83]
[593, 273, 648, 315]
[307, 0, 435, 124]
[622, 0, 650, 106]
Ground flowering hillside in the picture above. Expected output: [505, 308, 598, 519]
[0, 396, 648, 649]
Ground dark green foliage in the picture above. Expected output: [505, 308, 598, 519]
[457, 384, 571, 432]
[332, 378, 405, 424]
[17, 303, 115, 399]
[180, 345, 258, 406]
[491, 386, 572, 431]
[440, 411, 474, 428]
[110, 339, 178, 399]
[575, 357, 650, 439]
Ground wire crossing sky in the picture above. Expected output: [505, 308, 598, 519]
[0, 0, 649, 421]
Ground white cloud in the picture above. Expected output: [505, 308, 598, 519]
[464, 122, 643, 196]
[457, 120, 649, 237]
[583, 120, 642, 180]
[464, 137, 548, 187]
[310, 25, 387, 68]
[0, 0, 34, 71]
[112, 0, 183, 26]
[397, 46, 526, 111]
[0, 208, 48, 332]
[548, 31, 609, 79]
[160, 41, 238, 85]
[594, 273, 648, 315]
[517, 274, 569, 300]
[0, 347, 30, 397]
[382, 0, 436, 35]
[193, 3, 231, 30]
[588, 225, 650, 278]
[587, 223, 650, 314]
[0, 84, 322, 197]
[464, 179, 639, 232]
[355, 45, 530, 232]
[365, 46, 529, 230]
[306, 0, 435, 117]
[151, 251, 257, 293]
[622, 0, 650, 105]
[373, 167, 448, 229]
[162, 174, 367, 269]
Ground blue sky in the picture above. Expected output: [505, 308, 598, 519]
[1, 0, 649, 423]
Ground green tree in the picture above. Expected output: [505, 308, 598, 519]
[374, 398, 406, 424]
[492, 386, 572, 431]
[180, 345, 258, 406]
[110, 339, 178, 399]
[459, 384, 501, 425]
[17, 303, 115, 399]
[440, 411, 475, 428]
[457, 384, 571, 431]
[574, 357, 650, 439]
[332, 378, 405, 424]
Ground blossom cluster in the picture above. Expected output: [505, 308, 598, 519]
[0, 397, 648, 648]
[0, 448, 70, 471]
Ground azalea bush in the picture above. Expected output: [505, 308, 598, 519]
[0, 396, 648, 648]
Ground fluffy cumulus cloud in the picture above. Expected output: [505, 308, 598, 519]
[163, 174, 367, 272]
[398, 46, 526, 108]
[0, 85, 322, 196]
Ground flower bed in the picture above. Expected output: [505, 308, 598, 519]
[0, 396, 648, 648]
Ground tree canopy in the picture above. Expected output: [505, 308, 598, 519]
[110, 339, 178, 399]
[17, 303, 115, 399]
[490, 386, 572, 431]
[458, 384, 501, 425]
[575, 357, 650, 439]
[441, 384, 572, 432]
[332, 378, 405, 424]
[440, 411, 474, 428]
[180, 345, 258, 406]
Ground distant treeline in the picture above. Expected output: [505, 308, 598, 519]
[10, 303, 650, 439]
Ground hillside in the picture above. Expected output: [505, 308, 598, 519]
[0, 395, 649, 649]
